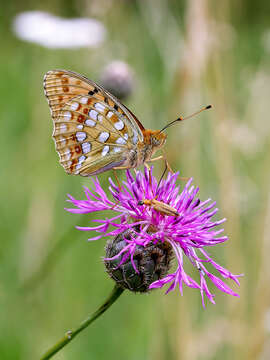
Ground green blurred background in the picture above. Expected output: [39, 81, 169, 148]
[1, 0, 270, 359]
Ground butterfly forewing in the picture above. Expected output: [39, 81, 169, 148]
[44, 70, 144, 176]
[44, 70, 96, 119]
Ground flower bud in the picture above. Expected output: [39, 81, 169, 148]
[104, 227, 173, 293]
[100, 61, 134, 100]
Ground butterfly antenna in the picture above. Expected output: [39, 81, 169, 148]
[159, 104, 212, 133]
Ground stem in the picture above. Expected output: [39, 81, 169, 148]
[40, 285, 124, 360]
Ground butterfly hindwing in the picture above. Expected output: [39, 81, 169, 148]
[52, 94, 140, 175]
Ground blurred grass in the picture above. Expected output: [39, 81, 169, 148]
[1, 0, 270, 359]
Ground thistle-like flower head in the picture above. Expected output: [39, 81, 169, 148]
[66, 168, 241, 306]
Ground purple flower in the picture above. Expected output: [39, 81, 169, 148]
[66, 168, 241, 306]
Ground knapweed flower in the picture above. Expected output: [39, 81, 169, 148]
[66, 168, 241, 306]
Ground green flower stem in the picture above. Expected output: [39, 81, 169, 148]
[40, 285, 124, 360]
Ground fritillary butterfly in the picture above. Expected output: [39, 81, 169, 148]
[43, 70, 211, 176]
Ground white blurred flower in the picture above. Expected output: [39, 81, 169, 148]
[12, 11, 106, 49]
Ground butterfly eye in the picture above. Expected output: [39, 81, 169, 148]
[152, 137, 160, 146]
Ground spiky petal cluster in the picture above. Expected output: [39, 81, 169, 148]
[66, 168, 241, 306]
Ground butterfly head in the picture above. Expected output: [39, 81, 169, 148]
[147, 130, 167, 149]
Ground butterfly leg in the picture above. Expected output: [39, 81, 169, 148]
[156, 161, 168, 192]
[179, 176, 189, 181]
[158, 153, 188, 181]
[148, 155, 174, 174]
[113, 169, 122, 191]
[147, 155, 163, 162]
[113, 165, 131, 170]
[147, 167, 155, 197]
[145, 164, 153, 194]
[144, 162, 151, 172]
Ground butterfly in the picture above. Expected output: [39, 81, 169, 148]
[44, 69, 211, 176]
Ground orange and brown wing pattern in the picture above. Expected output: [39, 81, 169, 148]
[52, 94, 141, 176]
[43, 70, 96, 120]
[44, 70, 144, 140]
[44, 69, 145, 176]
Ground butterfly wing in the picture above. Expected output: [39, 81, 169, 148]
[44, 69, 144, 136]
[44, 70, 95, 120]
[44, 70, 144, 176]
